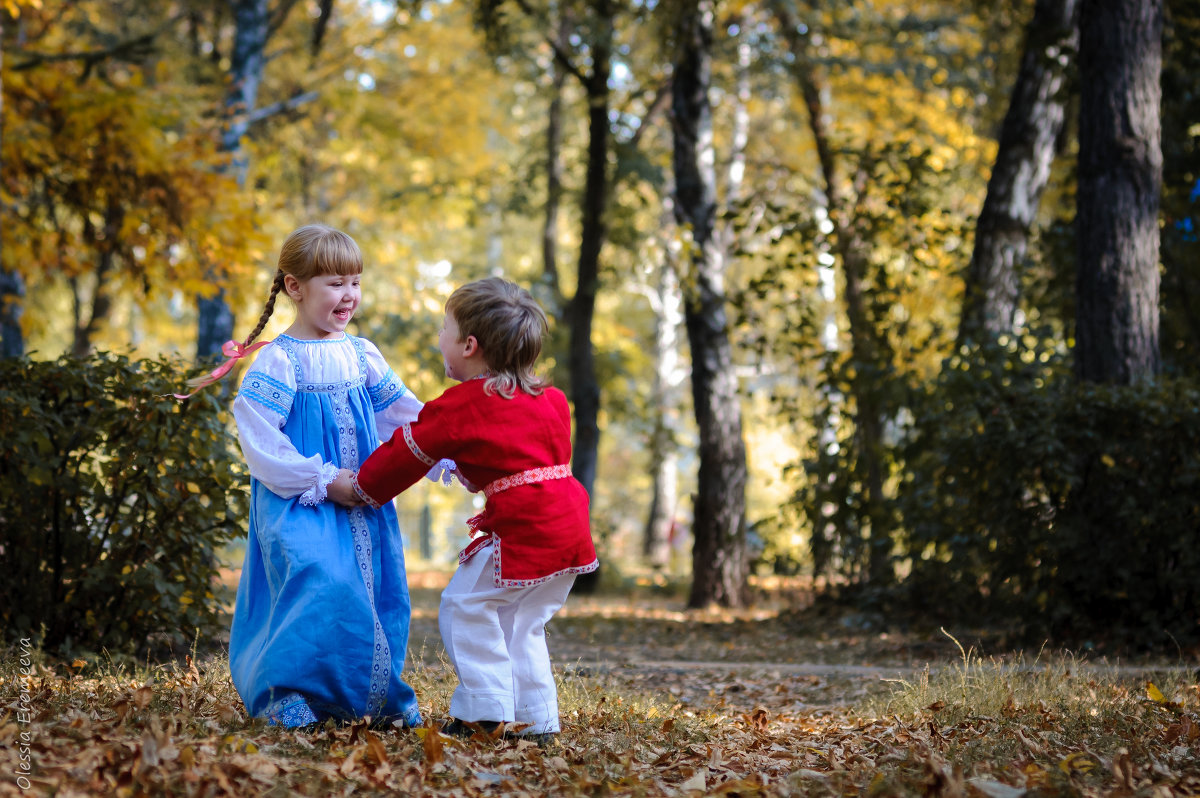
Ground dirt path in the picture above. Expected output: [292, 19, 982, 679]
[404, 572, 929, 715]
[403, 571, 1195, 718]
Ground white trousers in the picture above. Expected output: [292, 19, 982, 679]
[438, 544, 575, 734]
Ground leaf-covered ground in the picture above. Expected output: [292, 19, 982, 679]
[2, 573, 1198, 796]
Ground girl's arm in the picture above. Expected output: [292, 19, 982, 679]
[233, 351, 340, 505]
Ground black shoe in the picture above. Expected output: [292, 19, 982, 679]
[439, 718, 505, 739]
[506, 731, 558, 748]
[367, 717, 408, 732]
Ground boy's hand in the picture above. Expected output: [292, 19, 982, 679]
[328, 468, 364, 507]
[453, 467, 480, 493]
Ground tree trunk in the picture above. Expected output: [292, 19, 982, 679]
[70, 202, 123, 358]
[673, 0, 750, 609]
[197, 0, 271, 359]
[957, 0, 1079, 345]
[0, 266, 23, 359]
[837, 163, 893, 586]
[1075, 0, 1162, 383]
[773, 0, 893, 584]
[643, 217, 684, 570]
[567, 0, 612, 501]
[0, 15, 24, 359]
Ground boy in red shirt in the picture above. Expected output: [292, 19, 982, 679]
[329, 277, 597, 744]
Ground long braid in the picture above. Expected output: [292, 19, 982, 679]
[242, 269, 286, 348]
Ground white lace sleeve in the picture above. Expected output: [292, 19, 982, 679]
[233, 351, 337, 502]
[360, 338, 426, 443]
[425, 458, 458, 485]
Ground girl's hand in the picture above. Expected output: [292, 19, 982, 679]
[328, 468, 364, 507]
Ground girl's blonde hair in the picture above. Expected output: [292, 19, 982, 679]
[242, 224, 363, 347]
[446, 277, 549, 398]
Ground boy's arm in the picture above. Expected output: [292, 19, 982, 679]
[353, 420, 450, 509]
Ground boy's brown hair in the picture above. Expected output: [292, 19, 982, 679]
[446, 277, 548, 398]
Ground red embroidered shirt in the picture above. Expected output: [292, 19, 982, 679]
[354, 380, 597, 586]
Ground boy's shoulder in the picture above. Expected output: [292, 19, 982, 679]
[541, 384, 568, 405]
[433, 381, 567, 406]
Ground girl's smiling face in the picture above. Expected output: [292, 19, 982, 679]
[285, 273, 361, 340]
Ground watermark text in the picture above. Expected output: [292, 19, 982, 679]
[13, 638, 33, 791]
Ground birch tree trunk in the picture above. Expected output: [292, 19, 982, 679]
[643, 199, 684, 570]
[673, 0, 750, 608]
[197, 0, 270, 359]
[957, 0, 1079, 345]
[773, 0, 893, 584]
[1075, 0, 1162, 383]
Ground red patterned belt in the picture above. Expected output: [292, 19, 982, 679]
[482, 464, 573, 498]
[467, 464, 574, 533]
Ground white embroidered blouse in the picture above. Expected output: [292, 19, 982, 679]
[232, 334, 445, 506]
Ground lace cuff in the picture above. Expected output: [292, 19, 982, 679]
[299, 462, 341, 507]
[425, 458, 458, 486]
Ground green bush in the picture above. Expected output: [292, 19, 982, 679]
[895, 336, 1200, 647]
[0, 353, 247, 655]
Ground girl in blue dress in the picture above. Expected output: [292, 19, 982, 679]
[222, 224, 442, 729]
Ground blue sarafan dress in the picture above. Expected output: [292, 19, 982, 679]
[230, 333, 440, 728]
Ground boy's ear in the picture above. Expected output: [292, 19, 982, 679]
[463, 335, 480, 357]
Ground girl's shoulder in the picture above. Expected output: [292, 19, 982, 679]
[239, 340, 295, 385]
[350, 334, 382, 356]
[349, 335, 396, 380]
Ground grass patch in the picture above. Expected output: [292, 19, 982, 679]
[841, 631, 1200, 796]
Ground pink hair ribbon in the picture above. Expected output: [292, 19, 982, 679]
[172, 339, 272, 399]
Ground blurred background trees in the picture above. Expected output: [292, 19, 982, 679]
[3, 0, 1197, 652]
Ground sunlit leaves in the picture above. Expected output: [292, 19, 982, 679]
[2, 1, 263, 355]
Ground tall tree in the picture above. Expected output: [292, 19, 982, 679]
[773, 0, 894, 584]
[196, 0, 272, 359]
[476, 0, 615, 500]
[564, 0, 611, 500]
[1074, 0, 1162, 383]
[672, 0, 750, 608]
[957, 0, 1079, 345]
[641, 198, 685, 570]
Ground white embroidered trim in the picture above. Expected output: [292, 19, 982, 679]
[351, 472, 383, 510]
[299, 462, 341, 507]
[401, 423, 437, 467]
